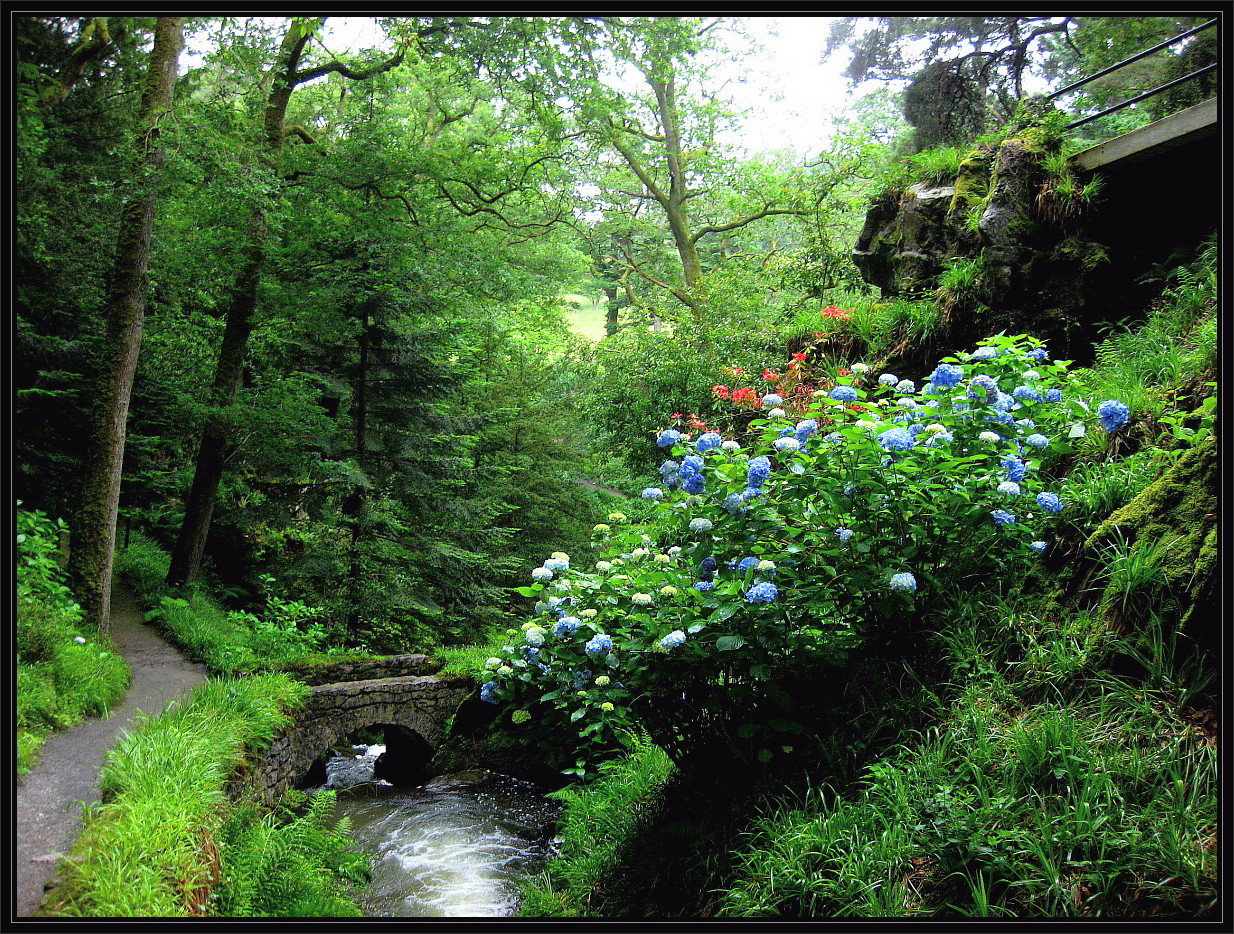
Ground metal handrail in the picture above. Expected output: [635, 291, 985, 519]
[1066, 62, 1217, 129]
[1046, 17, 1217, 101]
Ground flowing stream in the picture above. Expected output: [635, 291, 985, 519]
[316, 746, 561, 917]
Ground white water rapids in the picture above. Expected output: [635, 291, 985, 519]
[317, 746, 560, 917]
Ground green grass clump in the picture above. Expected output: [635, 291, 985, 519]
[44, 673, 313, 917]
[114, 528, 173, 605]
[718, 597, 1217, 919]
[518, 737, 675, 917]
[17, 508, 130, 775]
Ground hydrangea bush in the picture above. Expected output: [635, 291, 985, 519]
[480, 335, 1131, 777]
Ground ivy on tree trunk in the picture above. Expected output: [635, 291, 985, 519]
[70, 16, 184, 631]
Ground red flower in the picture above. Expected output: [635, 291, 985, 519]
[838, 368, 852, 377]
[712, 385, 731, 400]
[731, 387, 757, 407]
[670, 412, 683, 420]
[821, 304, 851, 320]
[762, 369, 780, 382]
[725, 365, 744, 377]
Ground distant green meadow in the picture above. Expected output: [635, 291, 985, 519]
[560, 294, 609, 342]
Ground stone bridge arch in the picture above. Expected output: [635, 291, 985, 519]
[247, 658, 474, 805]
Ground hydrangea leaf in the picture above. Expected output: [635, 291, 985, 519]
[716, 635, 745, 651]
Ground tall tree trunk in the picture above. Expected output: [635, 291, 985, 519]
[166, 18, 404, 586]
[70, 16, 184, 631]
[166, 20, 315, 587]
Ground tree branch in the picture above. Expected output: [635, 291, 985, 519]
[292, 49, 406, 87]
[690, 206, 807, 244]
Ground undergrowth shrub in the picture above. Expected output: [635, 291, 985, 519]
[16, 506, 129, 775]
[210, 790, 368, 917]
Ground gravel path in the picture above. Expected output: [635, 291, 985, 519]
[14, 583, 208, 917]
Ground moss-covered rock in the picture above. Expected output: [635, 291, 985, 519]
[1084, 437, 1217, 640]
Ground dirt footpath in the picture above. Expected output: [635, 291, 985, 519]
[14, 583, 208, 917]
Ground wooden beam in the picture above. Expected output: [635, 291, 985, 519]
[1073, 97, 1217, 172]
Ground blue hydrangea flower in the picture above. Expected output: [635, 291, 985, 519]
[1097, 400, 1130, 432]
[584, 633, 613, 657]
[991, 509, 1016, 526]
[694, 580, 715, 592]
[572, 669, 593, 690]
[1026, 347, 1049, 362]
[1029, 540, 1048, 554]
[997, 481, 1021, 497]
[971, 346, 999, 361]
[1025, 433, 1048, 448]
[889, 572, 917, 592]
[967, 374, 998, 398]
[699, 556, 717, 574]
[878, 373, 898, 386]
[525, 628, 546, 646]
[878, 426, 915, 450]
[723, 493, 746, 516]
[544, 556, 569, 572]
[823, 431, 843, 444]
[1035, 491, 1063, 514]
[689, 517, 714, 533]
[895, 379, 915, 394]
[829, 385, 858, 402]
[659, 458, 680, 478]
[794, 419, 818, 443]
[1003, 456, 1026, 483]
[695, 431, 722, 452]
[683, 474, 705, 495]
[746, 582, 778, 604]
[659, 630, 687, 650]
[657, 429, 682, 448]
[480, 681, 500, 703]
[641, 487, 665, 500]
[762, 393, 783, 407]
[924, 431, 954, 446]
[531, 566, 553, 581]
[836, 527, 853, 544]
[1045, 388, 1062, 403]
[928, 362, 964, 389]
[993, 391, 1015, 412]
[1012, 386, 1041, 404]
[747, 456, 772, 489]
[681, 454, 704, 472]
[553, 617, 581, 639]
[738, 556, 759, 573]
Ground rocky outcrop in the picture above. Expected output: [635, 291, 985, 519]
[852, 184, 962, 296]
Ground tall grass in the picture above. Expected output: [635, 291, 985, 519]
[43, 674, 314, 917]
[518, 737, 675, 917]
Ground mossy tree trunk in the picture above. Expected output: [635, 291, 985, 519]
[69, 17, 185, 631]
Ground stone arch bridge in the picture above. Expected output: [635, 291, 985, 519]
[247, 654, 475, 805]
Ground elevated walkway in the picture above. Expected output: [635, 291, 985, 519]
[1073, 97, 1217, 172]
